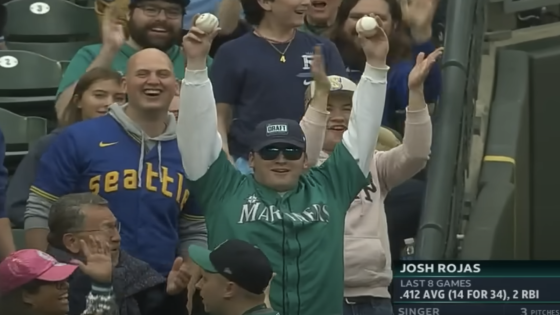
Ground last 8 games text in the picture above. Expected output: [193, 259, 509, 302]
[392, 262, 560, 303]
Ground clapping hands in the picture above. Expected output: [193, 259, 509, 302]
[408, 48, 443, 90]
[310, 46, 331, 95]
[167, 257, 191, 295]
[73, 236, 113, 284]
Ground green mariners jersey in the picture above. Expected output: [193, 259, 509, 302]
[189, 144, 369, 315]
[56, 44, 213, 96]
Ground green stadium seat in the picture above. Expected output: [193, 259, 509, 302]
[0, 50, 62, 120]
[4, 0, 99, 60]
[0, 107, 48, 150]
[11, 229, 26, 250]
[7, 41, 92, 61]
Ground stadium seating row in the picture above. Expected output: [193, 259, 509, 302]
[3, 0, 99, 60]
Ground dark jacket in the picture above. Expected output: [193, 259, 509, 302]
[47, 246, 188, 315]
[6, 129, 63, 227]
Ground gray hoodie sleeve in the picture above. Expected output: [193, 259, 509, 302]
[6, 132, 59, 228]
[178, 215, 207, 256]
[177, 193, 207, 254]
[24, 192, 53, 230]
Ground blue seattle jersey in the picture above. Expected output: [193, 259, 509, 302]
[31, 115, 203, 274]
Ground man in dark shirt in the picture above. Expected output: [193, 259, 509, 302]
[211, 0, 347, 173]
[190, 239, 277, 315]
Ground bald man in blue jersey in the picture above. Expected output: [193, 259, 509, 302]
[24, 48, 206, 275]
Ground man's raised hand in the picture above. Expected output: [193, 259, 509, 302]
[101, 4, 125, 53]
[310, 46, 331, 94]
[358, 15, 389, 68]
[408, 48, 443, 91]
[183, 14, 220, 68]
[166, 257, 190, 295]
[74, 236, 113, 284]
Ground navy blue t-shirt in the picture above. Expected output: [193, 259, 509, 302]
[210, 30, 347, 159]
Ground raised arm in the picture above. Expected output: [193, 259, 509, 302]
[177, 23, 223, 181]
[300, 46, 331, 167]
[342, 17, 390, 176]
[376, 49, 442, 192]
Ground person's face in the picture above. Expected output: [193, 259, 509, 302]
[196, 271, 234, 315]
[125, 55, 176, 111]
[343, 0, 393, 47]
[128, 1, 183, 51]
[23, 281, 70, 315]
[323, 91, 352, 152]
[63, 205, 121, 265]
[250, 144, 307, 192]
[306, 0, 341, 25]
[261, 0, 310, 28]
[75, 79, 126, 120]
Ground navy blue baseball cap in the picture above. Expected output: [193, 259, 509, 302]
[250, 118, 306, 152]
[189, 240, 273, 295]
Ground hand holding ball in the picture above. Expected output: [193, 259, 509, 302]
[356, 16, 379, 38]
[195, 13, 219, 33]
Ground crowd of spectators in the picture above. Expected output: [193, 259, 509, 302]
[0, 0, 445, 314]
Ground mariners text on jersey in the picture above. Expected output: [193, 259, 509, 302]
[189, 144, 369, 315]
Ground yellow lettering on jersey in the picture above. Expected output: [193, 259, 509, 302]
[89, 175, 101, 194]
[87, 164, 190, 208]
[123, 169, 137, 189]
[180, 189, 190, 209]
[161, 166, 174, 198]
[105, 171, 119, 192]
[145, 162, 158, 192]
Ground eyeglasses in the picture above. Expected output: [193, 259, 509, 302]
[71, 221, 121, 236]
[258, 146, 303, 161]
[138, 5, 182, 20]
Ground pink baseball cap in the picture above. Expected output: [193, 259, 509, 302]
[0, 249, 78, 295]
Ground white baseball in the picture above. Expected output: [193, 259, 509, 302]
[356, 16, 378, 37]
[195, 13, 219, 34]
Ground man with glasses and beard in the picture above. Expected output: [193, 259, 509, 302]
[54, 0, 212, 121]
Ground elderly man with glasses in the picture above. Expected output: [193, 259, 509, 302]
[46, 193, 193, 315]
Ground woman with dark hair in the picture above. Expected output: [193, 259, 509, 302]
[6, 68, 125, 228]
[0, 241, 116, 315]
[328, 0, 441, 133]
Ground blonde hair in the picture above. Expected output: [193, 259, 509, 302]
[376, 127, 402, 151]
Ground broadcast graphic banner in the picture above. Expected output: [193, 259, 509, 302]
[392, 261, 560, 315]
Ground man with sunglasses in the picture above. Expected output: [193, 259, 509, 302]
[178, 17, 389, 315]
[54, 0, 212, 121]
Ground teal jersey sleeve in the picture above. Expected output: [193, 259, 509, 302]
[307, 143, 370, 211]
[186, 150, 243, 216]
[56, 47, 97, 96]
[30, 129, 81, 201]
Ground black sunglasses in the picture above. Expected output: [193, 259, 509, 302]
[258, 146, 303, 161]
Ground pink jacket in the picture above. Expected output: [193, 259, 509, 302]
[301, 106, 432, 298]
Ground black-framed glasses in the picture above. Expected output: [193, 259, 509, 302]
[138, 5, 182, 19]
[258, 146, 303, 161]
